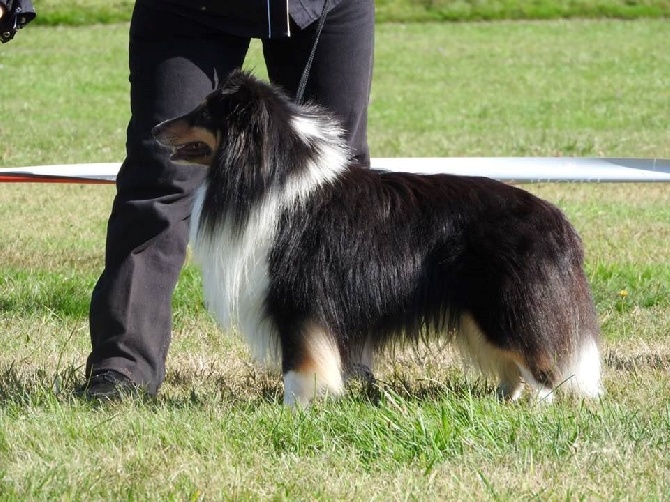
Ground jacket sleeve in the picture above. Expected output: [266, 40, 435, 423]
[1, 0, 37, 43]
[17, 0, 37, 23]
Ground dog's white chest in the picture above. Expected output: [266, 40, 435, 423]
[189, 184, 279, 363]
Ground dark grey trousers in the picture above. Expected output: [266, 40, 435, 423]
[87, 0, 375, 394]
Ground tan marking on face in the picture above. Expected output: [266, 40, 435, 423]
[154, 115, 219, 166]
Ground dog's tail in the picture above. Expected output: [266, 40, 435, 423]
[457, 261, 603, 403]
[554, 269, 603, 399]
[514, 266, 604, 402]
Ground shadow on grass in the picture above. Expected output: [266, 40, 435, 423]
[159, 364, 496, 409]
[0, 364, 82, 406]
[8, 350, 667, 409]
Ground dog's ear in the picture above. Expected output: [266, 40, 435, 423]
[215, 69, 271, 110]
[201, 72, 278, 235]
[212, 72, 275, 175]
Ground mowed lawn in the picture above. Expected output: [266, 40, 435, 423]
[0, 20, 669, 499]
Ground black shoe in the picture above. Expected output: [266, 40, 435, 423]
[76, 370, 141, 401]
[344, 363, 377, 385]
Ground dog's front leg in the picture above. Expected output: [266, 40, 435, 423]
[281, 322, 344, 406]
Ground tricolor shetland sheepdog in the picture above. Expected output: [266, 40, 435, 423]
[153, 70, 603, 406]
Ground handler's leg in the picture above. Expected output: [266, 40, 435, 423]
[86, 4, 249, 396]
[262, 0, 375, 165]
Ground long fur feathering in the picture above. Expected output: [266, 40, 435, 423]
[154, 70, 603, 406]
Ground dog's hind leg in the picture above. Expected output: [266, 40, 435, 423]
[516, 365, 555, 404]
[517, 335, 602, 402]
[343, 335, 376, 385]
[523, 279, 603, 401]
[495, 359, 525, 401]
[456, 314, 525, 401]
[282, 321, 344, 407]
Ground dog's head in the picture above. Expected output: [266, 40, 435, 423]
[153, 70, 350, 230]
[152, 69, 320, 168]
[152, 71, 257, 166]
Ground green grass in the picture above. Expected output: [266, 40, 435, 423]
[1, 391, 669, 499]
[376, 0, 670, 21]
[1, 19, 670, 500]
[28, 0, 670, 25]
[3, 21, 670, 167]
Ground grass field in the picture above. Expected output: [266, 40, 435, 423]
[29, 0, 670, 25]
[1, 18, 669, 500]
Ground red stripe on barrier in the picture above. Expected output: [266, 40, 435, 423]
[0, 175, 115, 184]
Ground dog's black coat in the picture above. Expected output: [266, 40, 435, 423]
[267, 168, 594, 382]
[154, 70, 602, 403]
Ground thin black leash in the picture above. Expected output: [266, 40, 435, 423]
[295, 0, 331, 105]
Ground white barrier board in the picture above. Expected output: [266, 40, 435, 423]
[1, 158, 670, 183]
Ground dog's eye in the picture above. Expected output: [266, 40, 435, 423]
[191, 106, 212, 127]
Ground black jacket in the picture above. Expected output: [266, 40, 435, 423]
[140, 0, 341, 38]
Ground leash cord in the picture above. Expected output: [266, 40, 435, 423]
[295, 0, 331, 104]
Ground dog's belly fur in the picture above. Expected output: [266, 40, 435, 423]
[192, 168, 603, 406]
